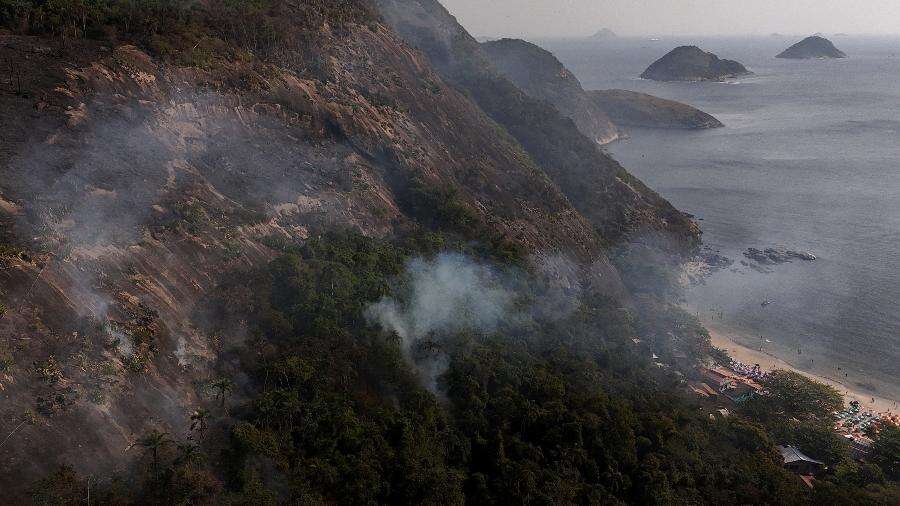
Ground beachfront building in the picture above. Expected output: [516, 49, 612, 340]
[777, 445, 826, 476]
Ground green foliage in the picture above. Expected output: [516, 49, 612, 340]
[400, 176, 478, 233]
[757, 370, 845, 421]
[27, 230, 881, 503]
[29, 465, 85, 506]
[871, 425, 900, 481]
[128, 429, 174, 468]
[265, 230, 406, 338]
[0, 352, 13, 371]
[208, 377, 234, 407]
[740, 370, 847, 465]
[33, 355, 63, 385]
[0, 0, 376, 61]
[206, 232, 811, 504]
[811, 479, 900, 505]
[832, 460, 886, 488]
[0, 242, 23, 261]
[633, 296, 711, 365]
[613, 243, 683, 299]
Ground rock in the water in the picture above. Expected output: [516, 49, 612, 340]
[776, 36, 847, 59]
[641, 46, 750, 82]
[743, 247, 816, 265]
[786, 250, 817, 261]
[588, 89, 723, 129]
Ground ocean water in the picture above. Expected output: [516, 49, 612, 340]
[541, 36, 900, 401]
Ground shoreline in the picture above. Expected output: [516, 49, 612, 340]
[703, 319, 900, 415]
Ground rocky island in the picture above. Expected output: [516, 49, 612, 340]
[588, 89, 723, 129]
[482, 38, 724, 139]
[776, 35, 847, 59]
[590, 28, 617, 39]
[641, 45, 750, 82]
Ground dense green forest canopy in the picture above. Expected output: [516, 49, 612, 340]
[21, 230, 900, 504]
[0, 0, 376, 60]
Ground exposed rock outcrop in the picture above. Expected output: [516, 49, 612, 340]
[589, 89, 723, 129]
[744, 247, 817, 265]
[1, 17, 631, 492]
[376, 0, 701, 253]
[0, 1, 702, 494]
[641, 46, 750, 82]
[776, 36, 847, 59]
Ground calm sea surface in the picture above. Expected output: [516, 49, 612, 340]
[541, 36, 900, 400]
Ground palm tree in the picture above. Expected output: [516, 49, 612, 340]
[127, 430, 173, 471]
[175, 442, 204, 466]
[190, 408, 211, 441]
[209, 377, 235, 408]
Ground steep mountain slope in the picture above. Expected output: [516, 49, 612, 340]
[375, 0, 700, 253]
[3, 3, 898, 504]
[480, 38, 722, 133]
[481, 38, 621, 145]
[0, 5, 635, 493]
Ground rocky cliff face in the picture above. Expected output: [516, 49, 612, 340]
[481, 38, 621, 145]
[589, 89, 723, 130]
[0, 14, 638, 493]
[777, 36, 847, 59]
[641, 46, 749, 82]
[375, 0, 700, 252]
[0, 0, 699, 495]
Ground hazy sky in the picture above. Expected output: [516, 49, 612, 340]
[440, 0, 900, 37]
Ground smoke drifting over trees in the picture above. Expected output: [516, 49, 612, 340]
[367, 253, 516, 349]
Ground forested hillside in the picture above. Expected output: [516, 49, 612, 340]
[0, 1, 898, 504]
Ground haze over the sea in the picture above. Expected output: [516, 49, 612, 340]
[541, 35, 900, 401]
[441, 0, 900, 38]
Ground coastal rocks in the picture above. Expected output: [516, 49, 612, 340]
[743, 247, 817, 265]
[681, 248, 733, 286]
[740, 260, 773, 274]
[588, 89, 723, 129]
[641, 46, 750, 82]
[702, 250, 734, 268]
[777, 36, 847, 59]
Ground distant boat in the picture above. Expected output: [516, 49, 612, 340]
[761, 299, 774, 307]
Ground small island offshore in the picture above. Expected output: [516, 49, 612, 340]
[589, 89, 723, 130]
[481, 38, 724, 143]
[777, 36, 847, 59]
[641, 46, 750, 82]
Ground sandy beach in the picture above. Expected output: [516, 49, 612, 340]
[704, 320, 900, 416]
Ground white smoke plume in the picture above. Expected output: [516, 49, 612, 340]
[365, 252, 597, 391]
[366, 252, 517, 350]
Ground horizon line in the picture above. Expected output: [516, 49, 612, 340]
[476, 32, 900, 40]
